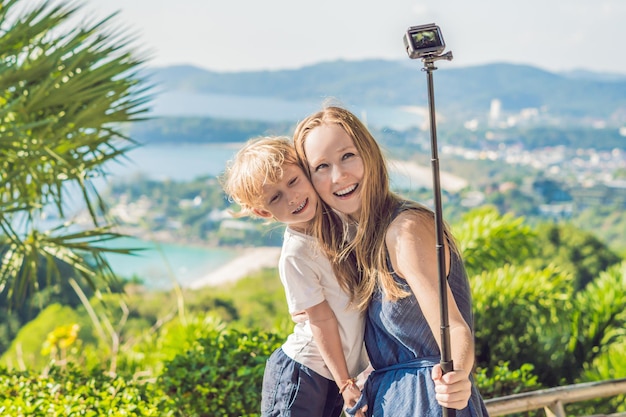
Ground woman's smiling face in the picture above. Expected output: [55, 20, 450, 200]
[303, 123, 364, 218]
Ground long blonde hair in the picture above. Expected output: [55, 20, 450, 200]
[294, 106, 458, 311]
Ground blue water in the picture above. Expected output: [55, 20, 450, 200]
[151, 92, 425, 130]
[49, 144, 249, 290]
[107, 143, 242, 181]
[102, 237, 240, 290]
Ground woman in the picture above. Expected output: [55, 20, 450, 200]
[293, 106, 489, 416]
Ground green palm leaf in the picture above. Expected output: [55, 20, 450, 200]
[0, 0, 153, 307]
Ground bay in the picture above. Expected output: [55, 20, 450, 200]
[102, 237, 240, 290]
[93, 144, 245, 290]
[107, 143, 242, 181]
[151, 91, 425, 130]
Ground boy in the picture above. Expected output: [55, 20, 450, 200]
[221, 136, 368, 417]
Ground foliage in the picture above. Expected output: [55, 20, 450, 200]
[572, 204, 626, 255]
[483, 187, 542, 218]
[453, 205, 537, 276]
[474, 362, 543, 416]
[158, 322, 283, 417]
[577, 340, 626, 414]
[472, 264, 573, 386]
[204, 268, 291, 332]
[0, 0, 151, 307]
[0, 364, 166, 416]
[532, 222, 622, 290]
[1, 303, 95, 370]
[566, 262, 626, 382]
[0, 204, 624, 413]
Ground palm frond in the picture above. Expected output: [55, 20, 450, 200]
[0, 0, 155, 307]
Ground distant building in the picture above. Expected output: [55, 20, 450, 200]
[538, 203, 574, 220]
[489, 99, 502, 123]
[532, 179, 572, 204]
[569, 183, 626, 209]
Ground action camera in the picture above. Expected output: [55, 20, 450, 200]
[403, 23, 446, 59]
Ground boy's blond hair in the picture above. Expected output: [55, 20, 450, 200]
[221, 136, 299, 217]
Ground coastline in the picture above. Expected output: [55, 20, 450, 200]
[108, 225, 282, 289]
[388, 159, 468, 193]
[185, 246, 281, 289]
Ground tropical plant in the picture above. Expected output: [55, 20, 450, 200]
[453, 205, 537, 276]
[0, 0, 152, 307]
[0, 364, 167, 416]
[158, 319, 283, 417]
[567, 261, 626, 382]
[472, 263, 573, 386]
[532, 222, 622, 290]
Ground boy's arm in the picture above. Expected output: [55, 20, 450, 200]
[307, 300, 363, 415]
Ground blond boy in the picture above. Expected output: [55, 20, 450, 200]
[221, 136, 368, 417]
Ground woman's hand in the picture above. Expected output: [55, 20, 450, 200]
[431, 364, 471, 410]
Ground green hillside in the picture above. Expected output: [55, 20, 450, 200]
[150, 60, 626, 120]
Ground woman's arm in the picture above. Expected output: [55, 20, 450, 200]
[386, 210, 473, 409]
[307, 301, 364, 416]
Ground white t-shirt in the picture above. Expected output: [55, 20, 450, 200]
[279, 227, 369, 380]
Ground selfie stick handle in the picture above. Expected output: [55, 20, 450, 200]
[423, 52, 455, 417]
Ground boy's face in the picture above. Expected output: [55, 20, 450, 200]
[252, 163, 319, 230]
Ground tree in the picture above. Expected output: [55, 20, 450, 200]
[453, 205, 537, 276]
[532, 222, 622, 290]
[0, 0, 152, 307]
[460, 207, 626, 391]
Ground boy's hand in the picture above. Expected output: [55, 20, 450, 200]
[290, 310, 308, 323]
[341, 384, 365, 417]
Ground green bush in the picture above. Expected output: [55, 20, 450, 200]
[1, 304, 96, 371]
[0, 365, 166, 416]
[475, 362, 544, 417]
[475, 362, 542, 399]
[472, 263, 573, 385]
[159, 325, 283, 417]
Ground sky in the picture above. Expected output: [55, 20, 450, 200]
[81, 0, 626, 75]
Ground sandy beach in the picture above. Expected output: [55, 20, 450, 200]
[388, 159, 468, 193]
[186, 246, 282, 289]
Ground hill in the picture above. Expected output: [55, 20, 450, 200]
[147, 60, 626, 123]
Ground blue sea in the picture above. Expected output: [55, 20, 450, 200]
[102, 236, 240, 290]
[96, 143, 244, 289]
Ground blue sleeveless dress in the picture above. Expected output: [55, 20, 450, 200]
[348, 206, 489, 417]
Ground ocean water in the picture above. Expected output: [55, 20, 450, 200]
[101, 237, 240, 290]
[151, 92, 425, 130]
[107, 143, 242, 181]
[54, 144, 249, 290]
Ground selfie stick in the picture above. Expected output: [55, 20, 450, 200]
[424, 48, 455, 390]
[404, 24, 455, 417]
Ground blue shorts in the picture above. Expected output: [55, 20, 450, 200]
[261, 347, 343, 417]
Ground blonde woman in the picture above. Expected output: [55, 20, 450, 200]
[293, 107, 489, 417]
